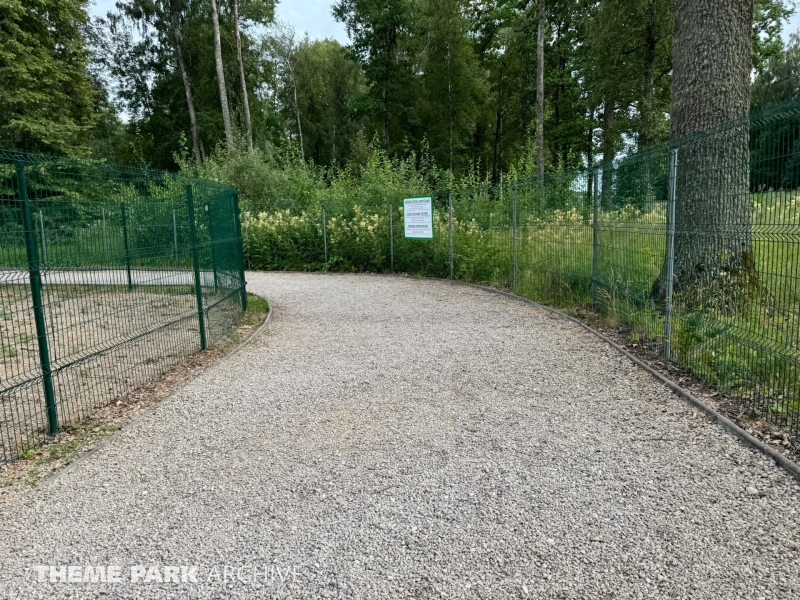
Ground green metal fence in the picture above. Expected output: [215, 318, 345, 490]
[244, 103, 800, 437]
[0, 150, 246, 463]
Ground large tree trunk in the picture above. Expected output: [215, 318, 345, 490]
[210, 0, 235, 150]
[535, 0, 545, 183]
[172, 25, 202, 165]
[656, 0, 754, 294]
[233, 0, 253, 151]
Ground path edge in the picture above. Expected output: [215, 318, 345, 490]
[37, 293, 273, 489]
[417, 276, 800, 483]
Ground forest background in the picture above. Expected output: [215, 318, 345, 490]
[3, 0, 800, 213]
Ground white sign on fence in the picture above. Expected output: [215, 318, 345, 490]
[403, 196, 434, 239]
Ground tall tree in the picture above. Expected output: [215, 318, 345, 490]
[230, 0, 274, 152]
[114, 0, 204, 163]
[543, 0, 589, 172]
[753, 32, 800, 109]
[658, 0, 755, 293]
[103, 0, 277, 168]
[536, 0, 545, 181]
[333, 0, 415, 151]
[286, 38, 366, 167]
[266, 22, 305, 159]
[417, 0, 486, 172]
[174, 14, 203, 163]
[753, 0, 794, 76]
[470, 0, 589, 179]
[468, 0, 520, 179]
[233, 0, 253, 150]
[634, 0, 673, 148]
[210, 0, 235, 149]
[0, 0, 98, 154]
[582, 0, 672, 161]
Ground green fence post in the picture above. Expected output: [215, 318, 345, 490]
[172, 209, 178, 259]
[592, 167, 600, 311]
[663, 148, 678, 360]
[322, 208, 328, 265]
[186, 185, 207, 350]
[232, 192, 248, 312]
[16, 161, 58, 436]
[448, 192, 453, 280]
[206, 201, 219, 292]
[120, 203, 133, 290]
[389, 203, 394, 273]
[512, 188, 517, 290]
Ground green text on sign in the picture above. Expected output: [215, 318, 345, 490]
[403, 196, 434, 239]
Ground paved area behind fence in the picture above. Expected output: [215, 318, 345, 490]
[1, 272, 798, 599]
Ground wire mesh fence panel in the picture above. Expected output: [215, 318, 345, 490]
[230, 103, 800, 437]
[449, 182, 513, 289]
[514, 172, 593, 308]
[594, 148, 671, 354]
[0, 150, 246, 463]
[661, 108, 800, 431]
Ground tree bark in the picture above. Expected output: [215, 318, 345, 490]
[656, 0, 755, 294]
[210, 0, 235, 150]
[536, 0, 545, 183]
[233, 0, 253, 151]
[172, 24, 202, 165]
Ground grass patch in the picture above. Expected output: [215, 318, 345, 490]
[239, 293, 269, 328]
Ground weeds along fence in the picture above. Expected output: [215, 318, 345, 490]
[0, 150, 247, 463]
[244, 104, 800, 437]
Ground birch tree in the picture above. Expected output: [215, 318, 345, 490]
[266, 22, 305, 160]
[210, 0, 235, 149]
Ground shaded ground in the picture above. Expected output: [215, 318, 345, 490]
[0, 272, 798, 599]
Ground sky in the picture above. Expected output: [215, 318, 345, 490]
[89, 0, 800, 46]
[89, 0, 349, 43]
[787, 10, 800, 42]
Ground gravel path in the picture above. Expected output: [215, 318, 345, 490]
[1, 272, 799, 599]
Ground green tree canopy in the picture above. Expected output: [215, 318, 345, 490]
[0, 0, 98, 154]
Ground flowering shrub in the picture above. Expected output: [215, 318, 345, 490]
[244, 210, 324, 271]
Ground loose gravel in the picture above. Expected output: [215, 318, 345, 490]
[1, 272, 799, 599]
